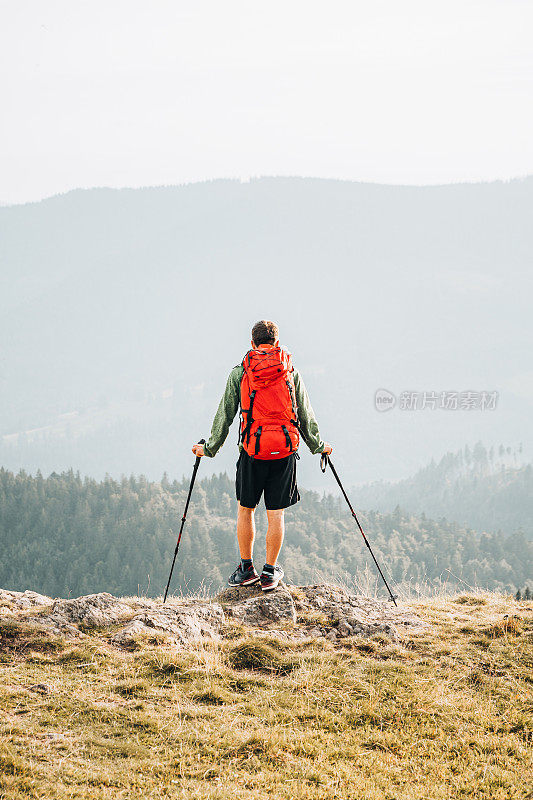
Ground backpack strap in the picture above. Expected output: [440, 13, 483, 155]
[282, 425, 293, 452]
[240, 389, 256, 444]
[238, 355, 255, 445]
[286, 378, 298, 419]
[291, 418, 306, 440]
[254, 426, 263, 456]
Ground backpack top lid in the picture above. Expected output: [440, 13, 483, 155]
[242, 345, 293, 388]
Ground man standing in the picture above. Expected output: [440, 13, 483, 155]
[192, 320, 332, 591]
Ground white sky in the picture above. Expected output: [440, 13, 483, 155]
[1, 0, 532, 204]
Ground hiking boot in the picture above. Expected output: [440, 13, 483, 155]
[228, 564, 260, 587]
[260, 564, 284, 592]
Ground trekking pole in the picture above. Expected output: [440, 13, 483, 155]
[163, 439, 205, 603]
[320, 453, 398, 606]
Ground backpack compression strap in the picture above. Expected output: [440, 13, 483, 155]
[282, 425, 293, 452]
[254, 426, 262, 456]
[240, 389, 256, 444]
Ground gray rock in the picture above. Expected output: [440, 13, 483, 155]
[111, 619, 149, 643]
[216, 584, 264, 604]
[39, 592, 135, 634]
[338, 620, 398, 639]
[216, 582, 423, 641]
[224, 586, 297, 627]
[293, 584, 425, 640]
[0, 583, 425, 646]
[0, 587, 226, 646]
[112, 602, 224, 647]
[0, 589, 52, 610]
[337, 620, 354, 637]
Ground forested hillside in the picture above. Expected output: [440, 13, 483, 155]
[355, 443, 533, 539]
[0, 467, 530, 599]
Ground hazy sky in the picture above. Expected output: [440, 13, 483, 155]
[1, 0, 532, 204]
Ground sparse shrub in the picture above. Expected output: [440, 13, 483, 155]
[227, 639, 296, 674]
[1, 590, 532, 799]
[113, 679, 149, 697]
[509, 716, 532, 743]
[453, 595, 488, 606]
[353, 639, 377, 654]
[0, 619, 64, 655]
[0, 750, 30, 775]
[296, 610, 332, 627]
[226, 675, 267, 692]
[140, 653, 195, 680]
[484, 616, 523, 638]
[192, 688, 230, 705]
[466, 669, 486, 687]
[58, 646, 102, 666]
[88, 736, 150, 759]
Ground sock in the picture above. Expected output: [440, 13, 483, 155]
[241, 558, 253, 572]
[263, 563, 275, 575]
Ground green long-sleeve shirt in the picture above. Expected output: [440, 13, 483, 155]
[203, 365, 326, 458]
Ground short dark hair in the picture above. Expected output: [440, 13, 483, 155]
[251, 320, 279, 346]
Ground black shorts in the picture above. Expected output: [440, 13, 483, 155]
[236, 450, 300, 510]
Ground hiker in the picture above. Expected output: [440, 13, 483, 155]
[192, 320, 332, 592]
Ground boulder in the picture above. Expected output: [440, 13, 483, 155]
[36, 592, 135, 635]
[226, 586, 297, 627]
[216, 584, 264, 604]
[112, 601, 224, 647]
[0, 589, 52, 611]
[291, 584, 427, 640]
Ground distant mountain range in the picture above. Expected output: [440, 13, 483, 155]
[355, 444, 533, 539]
[1, 177, 531, 485]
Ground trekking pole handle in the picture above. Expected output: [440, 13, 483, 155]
[320, 452, 329, 473]
[193, 438, 206, 463]
[181, 439, 205, 526]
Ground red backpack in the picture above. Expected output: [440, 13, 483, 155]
[239, 346, 300, 459]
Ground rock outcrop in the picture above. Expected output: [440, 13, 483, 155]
[218, 583, 426, 641]
[219, 584, 297, 627]
[111, 601, 225, 647]
[42, 593, 136, 635]
[0, 588, 51, 611]
[291, 584, 424, 640]
[0, 583, 427, 648]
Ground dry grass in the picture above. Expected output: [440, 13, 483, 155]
[0, 590, 532, 799]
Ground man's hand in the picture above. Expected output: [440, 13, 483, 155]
[322, 443, 333, 456]
[192, 444, 205, 457]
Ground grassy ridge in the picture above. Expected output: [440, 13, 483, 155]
[1, 592, 532, 799]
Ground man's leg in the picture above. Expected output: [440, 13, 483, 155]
[265, 508, 284, 566]
[237, 503, 255, 560]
